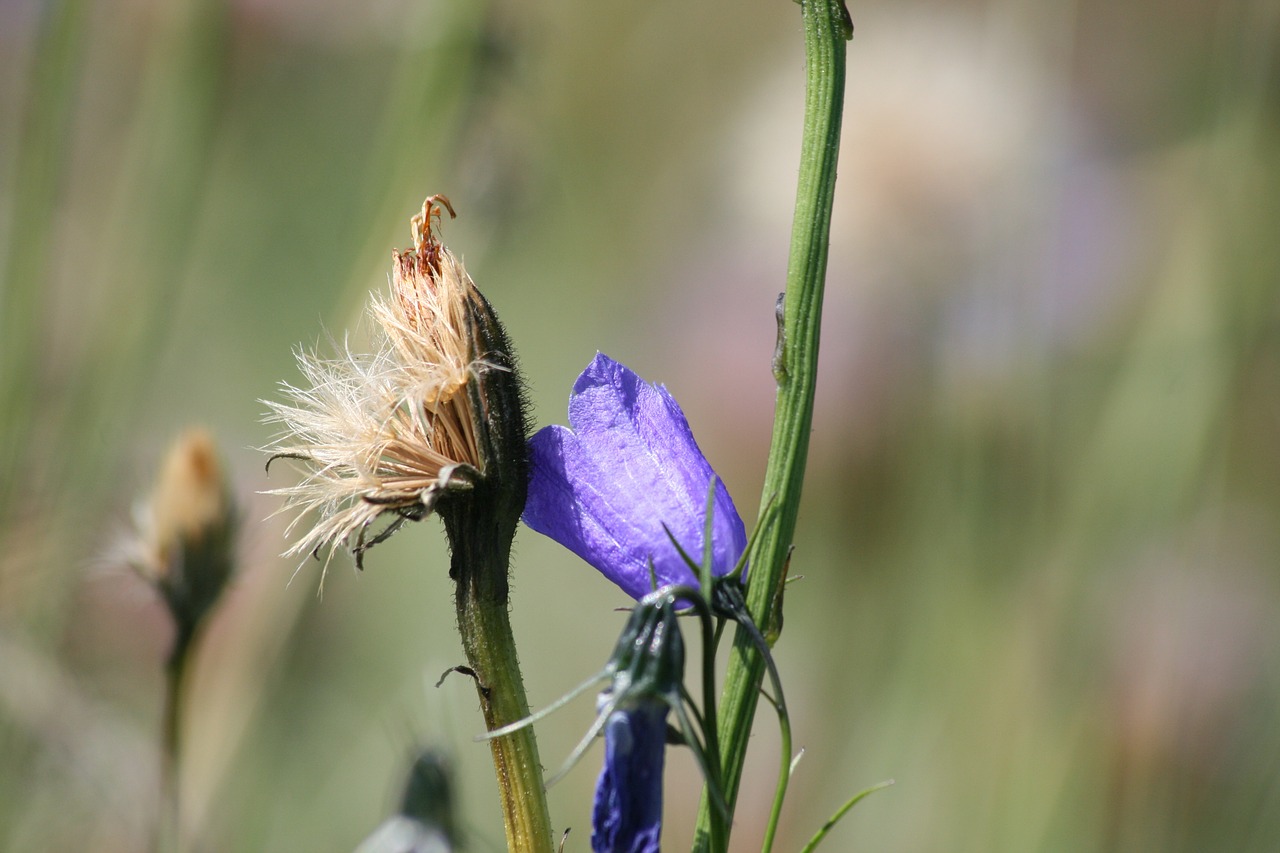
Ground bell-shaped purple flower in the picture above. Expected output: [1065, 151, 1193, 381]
[524, 353, 747, 601]
[591, 700, 668, 853]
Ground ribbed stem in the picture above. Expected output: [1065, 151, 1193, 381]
[692, 1, 849, 850]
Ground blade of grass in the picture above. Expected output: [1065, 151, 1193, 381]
[797, 779, 895, 853]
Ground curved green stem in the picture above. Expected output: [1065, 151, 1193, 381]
[692, 1, 849, 850]
[753, 628, 791, 853]
[797, 780, 895, 853]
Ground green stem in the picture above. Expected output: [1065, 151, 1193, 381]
[445, 505, 554, 853]
[158, 631, 194, 853]
[751, 624, 792, 853]
[692, 1, 849, 850]
[694, 595, 727, 853]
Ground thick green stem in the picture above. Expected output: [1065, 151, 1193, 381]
[445, 503, 553, 853]
[692, 1, 849, 850]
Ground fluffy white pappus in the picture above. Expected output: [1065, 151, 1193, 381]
[262, 235, 489, 579]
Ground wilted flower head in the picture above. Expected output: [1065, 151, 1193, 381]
[264, 196, 527, 571]
[127, 428, 236, 638]
[523, 353, 746, 600]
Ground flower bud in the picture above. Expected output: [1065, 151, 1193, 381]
[591, 592, 688, 853]
[355, 749, 458, 853]
[132, 428, 236, 640]
[606, 589, 687, 694]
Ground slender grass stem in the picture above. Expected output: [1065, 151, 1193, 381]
[692, 1, 850, 850]
[797, 779, 895, 853]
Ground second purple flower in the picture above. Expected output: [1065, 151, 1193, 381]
[524, 353, 747, 601]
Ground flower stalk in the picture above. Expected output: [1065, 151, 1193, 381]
[692, 1, 851, 849]
[444, 495, 553, 853]
[125, 429, 237, 853]
[264, 198, 552, 852]
[159, 637, 192, 853]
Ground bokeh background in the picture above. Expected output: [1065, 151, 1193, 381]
[3, 0, 1280, 850]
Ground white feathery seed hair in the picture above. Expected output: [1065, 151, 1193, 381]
[263, 197, 495, 577]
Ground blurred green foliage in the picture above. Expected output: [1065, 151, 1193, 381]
[2, 0, 1279, 850]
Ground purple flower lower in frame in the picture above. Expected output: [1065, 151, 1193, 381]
[591, 699, 668, 853]
[524, 353, 747, 601]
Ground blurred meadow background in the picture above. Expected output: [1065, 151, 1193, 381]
[3, 0, 1280, 850]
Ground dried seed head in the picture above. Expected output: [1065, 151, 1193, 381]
[264, 196, 527, 576]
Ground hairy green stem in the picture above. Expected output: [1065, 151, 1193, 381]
[445, 506, 553, 853]
[692, 1, 849, 850]
[456, 596, 553, 853]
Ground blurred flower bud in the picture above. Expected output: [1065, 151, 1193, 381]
[131, 427, 236, 643]
[355, 749, 458, 853]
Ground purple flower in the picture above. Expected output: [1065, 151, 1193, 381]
[524, 353, 747, 600]
[591, 700, 668, 853]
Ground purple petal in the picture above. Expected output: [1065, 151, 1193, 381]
[591, 703, 668, 853]
[524, 353, 747, 600]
